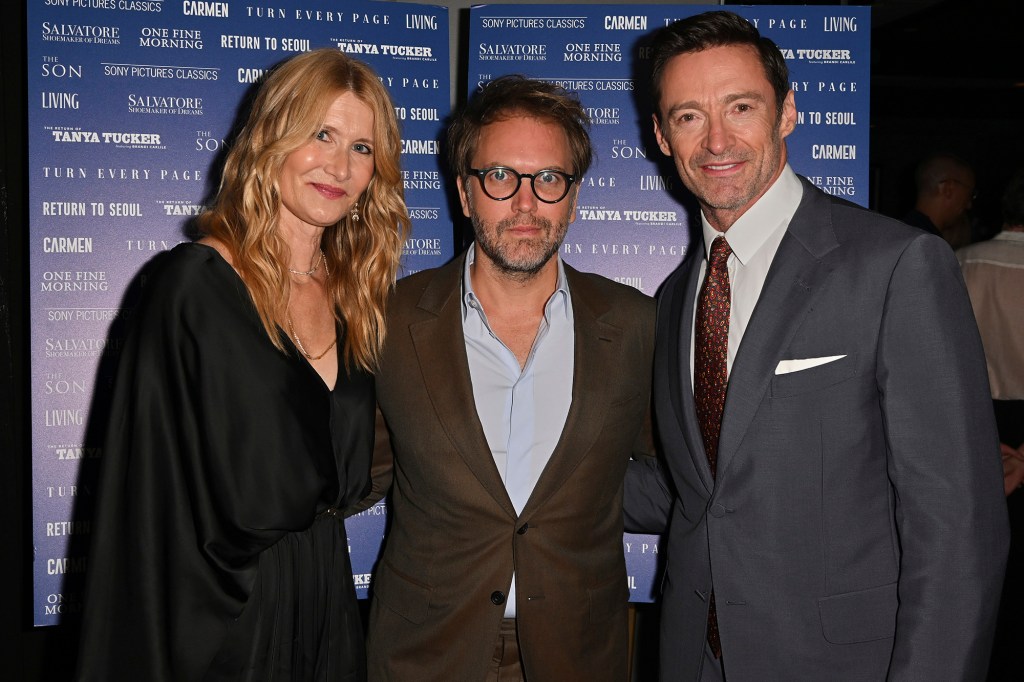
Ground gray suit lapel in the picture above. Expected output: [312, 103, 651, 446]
[716, 179, 840, 480]
[666, 253, 716, 493]
[409, 257, 517, 519]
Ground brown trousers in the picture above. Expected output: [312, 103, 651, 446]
[486, 618, 525, 682]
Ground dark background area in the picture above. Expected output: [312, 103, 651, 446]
[2, 0, 1021, 678]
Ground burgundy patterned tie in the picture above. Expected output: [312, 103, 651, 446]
[694, 235, 731, 658]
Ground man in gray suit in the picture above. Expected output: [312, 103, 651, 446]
[625, 11, 1008, 680]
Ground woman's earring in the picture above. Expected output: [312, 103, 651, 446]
[350, 201, 360, 222]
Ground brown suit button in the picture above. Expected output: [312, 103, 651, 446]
[490, 591, 506, 605]
[517, 523, 529, 535]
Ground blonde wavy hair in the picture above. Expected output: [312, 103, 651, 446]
[198, 48, 410, 372]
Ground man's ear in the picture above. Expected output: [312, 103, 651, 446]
[456, 175, 472, 218]
[778, 90, 797, 139]
[653, 113, 672, 157]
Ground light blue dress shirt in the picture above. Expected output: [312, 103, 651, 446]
[462, 245, 575, 616]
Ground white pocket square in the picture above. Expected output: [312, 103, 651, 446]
[774, 355, 847, 375]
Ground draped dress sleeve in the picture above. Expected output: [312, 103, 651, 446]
[76, 243, 374, 682]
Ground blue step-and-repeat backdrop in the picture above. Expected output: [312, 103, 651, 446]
[466, 3, 870, 602]
[27, 1, 868, 625]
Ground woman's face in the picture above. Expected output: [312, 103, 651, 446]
[277, 91, 376, 237]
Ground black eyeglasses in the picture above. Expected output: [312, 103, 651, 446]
[468, 166, 576, 204]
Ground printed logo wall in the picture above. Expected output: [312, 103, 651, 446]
[29, 0, 869, 625]
[469, 3, 870, 601]
[28, 0, 451, 626]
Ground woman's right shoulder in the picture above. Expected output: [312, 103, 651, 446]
[194, 236, 235, 267]
[121, 243, 250, 340]
[151, 240, 216, 273]
[142, 241, 239, 302]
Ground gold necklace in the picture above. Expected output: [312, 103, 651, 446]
[284, 254, 331, 358]
[287, 316, 337, 361]
[288, 249, 325, 276]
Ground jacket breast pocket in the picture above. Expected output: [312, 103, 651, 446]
[374, 557, 433, 625]
[771, 353, 859, 398]
[818, 582, 897, 644]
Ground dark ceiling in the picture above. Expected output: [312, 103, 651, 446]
[737, 0, 1023, 119]
[871, 0, 1023, 119]
[737, 0, 1021, 226]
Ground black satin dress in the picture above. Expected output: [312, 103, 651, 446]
[76, 243, 372, 681]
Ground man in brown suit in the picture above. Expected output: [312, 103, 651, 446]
[365, 76, 655, 681]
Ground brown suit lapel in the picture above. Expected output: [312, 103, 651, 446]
[410, 259, 630, 521]
[409, 256, 518, 519]
[519, 265, 624, 520]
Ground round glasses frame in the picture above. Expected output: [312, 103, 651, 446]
[468, 166, 577, 204]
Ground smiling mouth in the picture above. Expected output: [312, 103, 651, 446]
[311, 183, 346, 199]
[702, 162, 743, 172]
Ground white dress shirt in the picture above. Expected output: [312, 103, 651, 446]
[690, 164, 804, 380]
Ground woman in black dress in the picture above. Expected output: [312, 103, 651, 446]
[76, 49, 409, 681]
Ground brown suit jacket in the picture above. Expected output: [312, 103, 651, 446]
[365, 253, 655, 681]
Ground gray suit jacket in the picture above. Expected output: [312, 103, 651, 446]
[626, 178, 1009, 680]
[367, 253, 655, 681]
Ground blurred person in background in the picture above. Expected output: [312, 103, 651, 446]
[904, 151, 976, 248]
[958, 169, 1024, 680]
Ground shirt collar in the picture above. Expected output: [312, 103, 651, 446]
[462, 243, 571, 321]
[701, 164, 803, 265]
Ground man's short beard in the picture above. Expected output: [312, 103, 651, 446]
[472, 213, 567, 279]
[465, 185, 571, 279]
